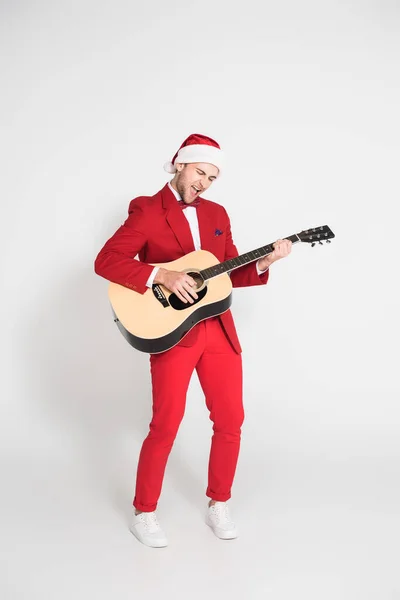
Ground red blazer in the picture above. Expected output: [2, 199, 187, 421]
[94, 183, 269, 353]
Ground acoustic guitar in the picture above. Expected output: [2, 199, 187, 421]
[108, 225, 335, 353]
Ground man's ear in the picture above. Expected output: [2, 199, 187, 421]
[176, 163, 185, 172]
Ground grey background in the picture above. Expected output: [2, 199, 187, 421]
[1, 0, 399, 598]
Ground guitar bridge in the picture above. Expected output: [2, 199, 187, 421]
[152, 284, 169, 307]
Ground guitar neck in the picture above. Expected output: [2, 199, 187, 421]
[200, 234, 301, 281]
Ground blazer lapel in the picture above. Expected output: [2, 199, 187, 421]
[196, 201, 216, 253]
[161, 184, 195, 255]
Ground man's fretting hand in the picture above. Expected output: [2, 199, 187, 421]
[155, 268, 198, 304]
[257, 238, 292, 271]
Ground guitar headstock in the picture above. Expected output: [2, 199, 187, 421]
[298, 225, 335, 247]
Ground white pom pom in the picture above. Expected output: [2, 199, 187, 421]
[163, 161, 176, 174]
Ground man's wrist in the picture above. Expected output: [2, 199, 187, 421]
[258, 258, 272, 271]
[154, 268, 167, 285]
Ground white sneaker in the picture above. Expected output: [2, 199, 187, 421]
[206, 501, 238, 540]
[130, 510, 168, 548]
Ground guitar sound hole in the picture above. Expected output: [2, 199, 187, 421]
[169, 285, 208, 310]
[186, 271, 204, 290]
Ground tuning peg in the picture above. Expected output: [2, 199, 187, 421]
[326, 240, 331, 244]
[311, 242, 316, 247]
[319, 241, 323, 245]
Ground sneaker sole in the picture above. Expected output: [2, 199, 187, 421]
[129, 526, 168, 548]
[206, 518, 238, 540]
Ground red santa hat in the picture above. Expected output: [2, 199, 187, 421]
[163, 133, 224, 175]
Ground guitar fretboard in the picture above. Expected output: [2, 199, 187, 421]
[200, 234, 300, 281]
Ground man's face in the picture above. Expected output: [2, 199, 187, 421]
[174, 162, 219, 204]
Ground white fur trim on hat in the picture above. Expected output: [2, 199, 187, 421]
[163, 144, 224, 175]
[163, 161, 177, 174]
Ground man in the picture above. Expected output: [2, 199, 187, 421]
[94, 133, 292, 548]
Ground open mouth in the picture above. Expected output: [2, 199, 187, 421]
[191, 185, 201, 196]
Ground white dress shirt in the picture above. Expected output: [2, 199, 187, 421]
[145, 181, 267, 288]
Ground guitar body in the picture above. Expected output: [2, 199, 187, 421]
[106, 225, 335, 354]
[108, 250, 233, 354]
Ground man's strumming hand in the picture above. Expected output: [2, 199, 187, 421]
[155, 268, 199, 304]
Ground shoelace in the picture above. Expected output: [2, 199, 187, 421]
[140, 512, 160, 532]
[211, 502, 232, 524]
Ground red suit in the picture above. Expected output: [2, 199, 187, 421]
[95, 183, 269, 511]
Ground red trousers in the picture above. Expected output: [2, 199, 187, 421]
[133, 316, 244, 512]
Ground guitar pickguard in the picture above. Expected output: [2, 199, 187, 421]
[153, 269, 207, 310]
[168, 285, 208, 310]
